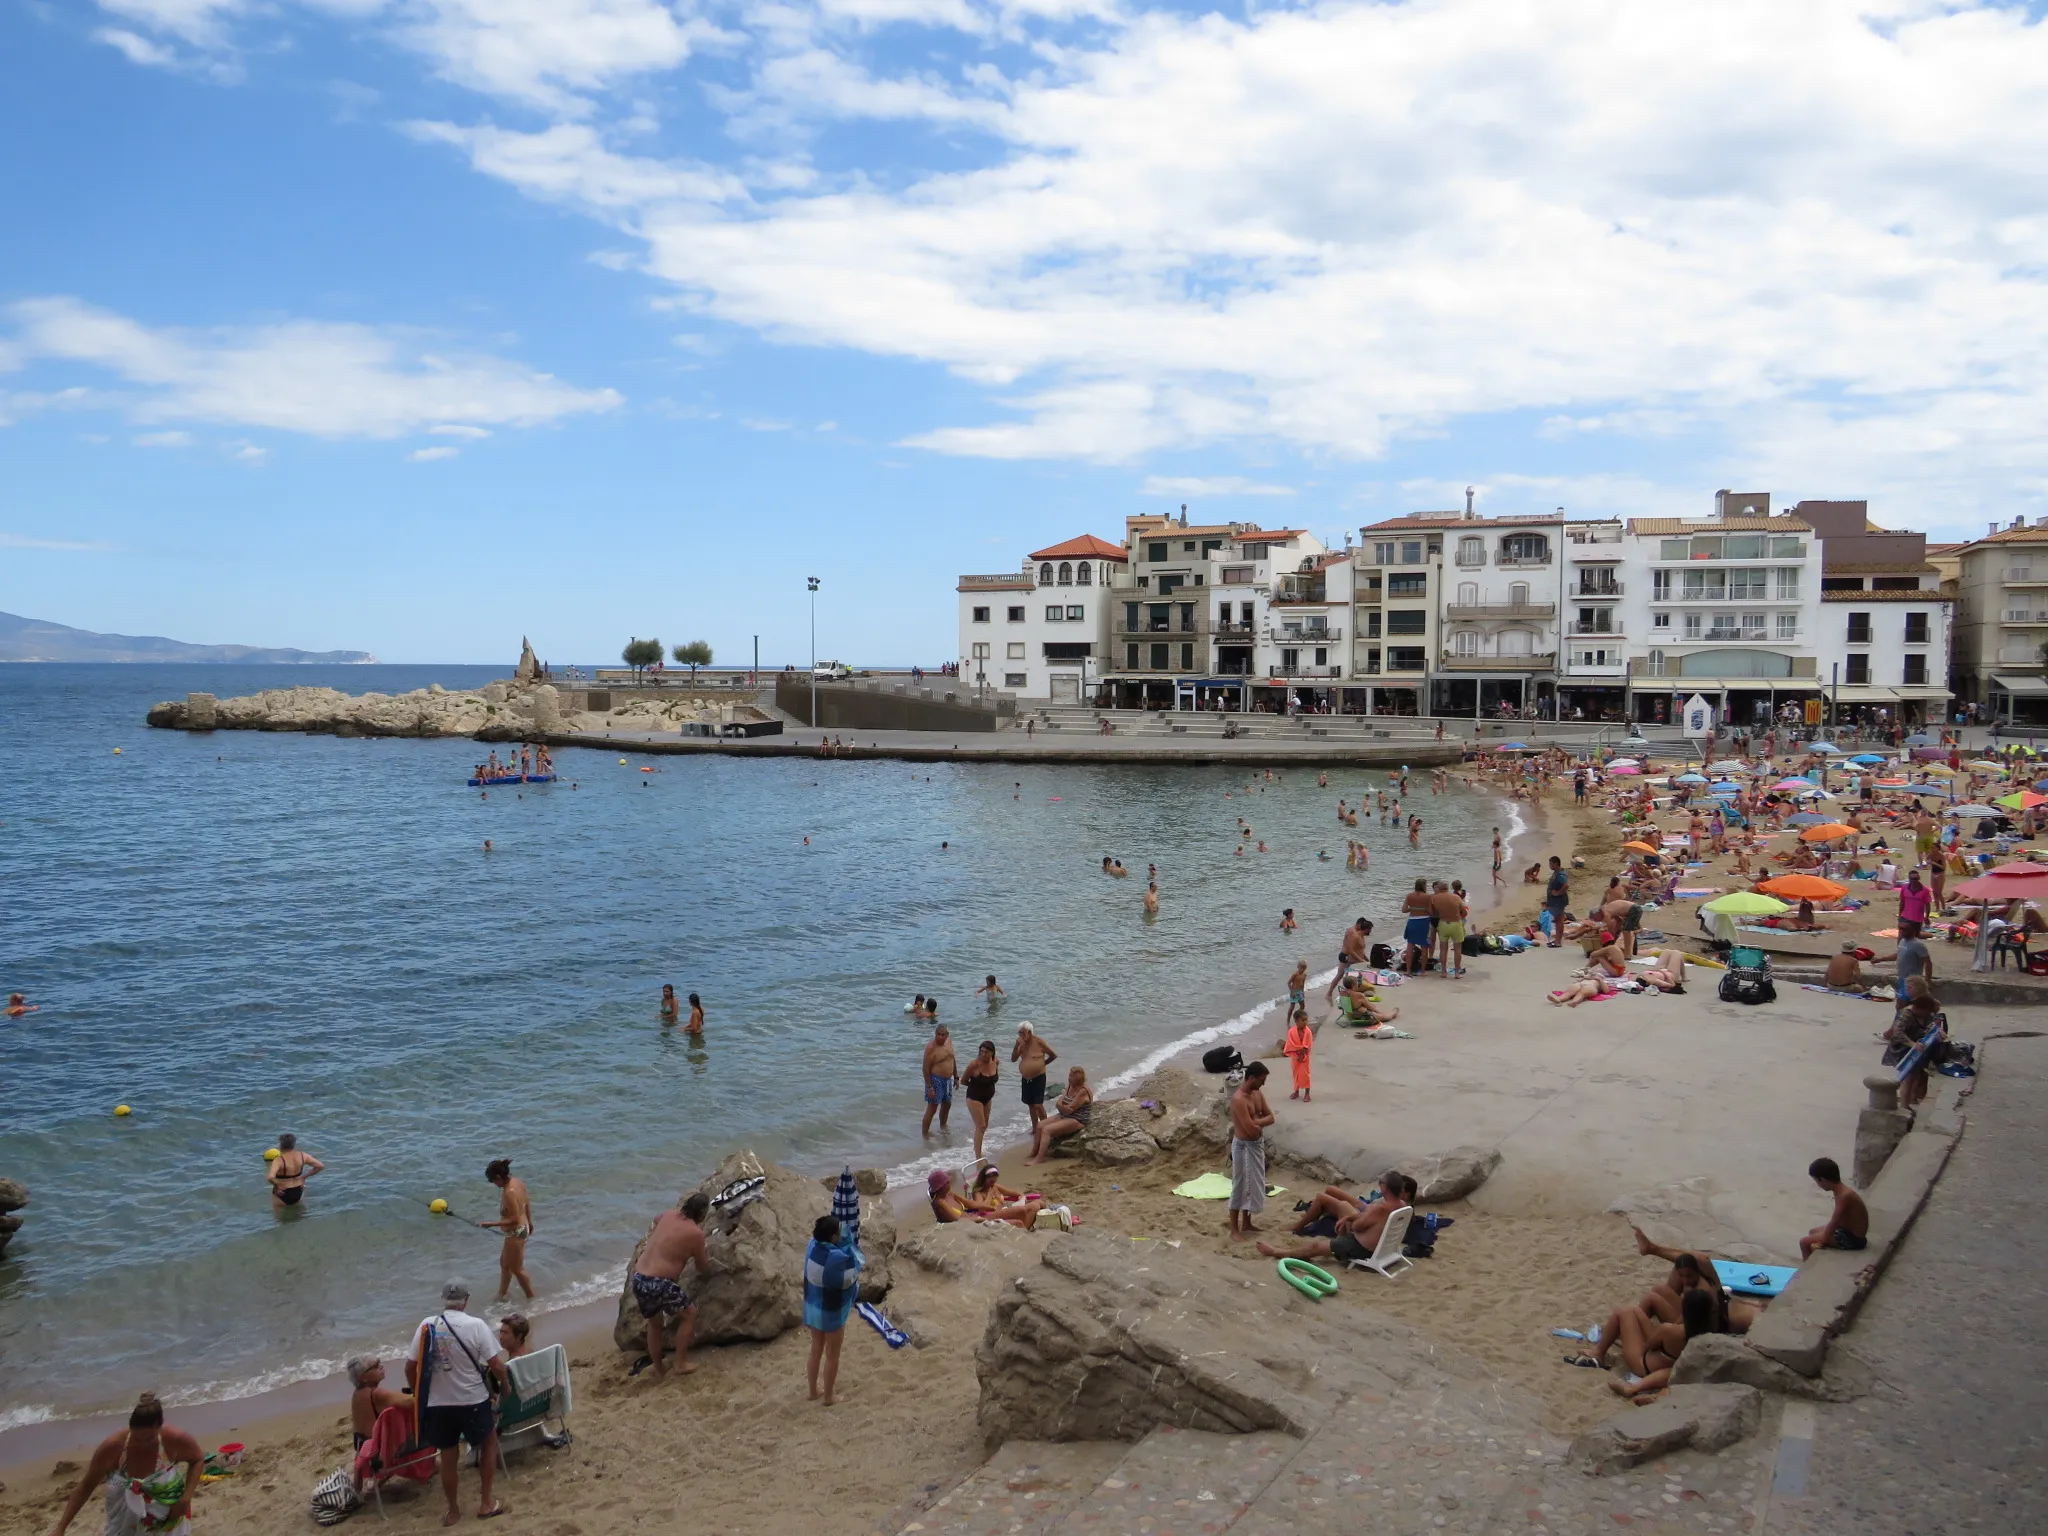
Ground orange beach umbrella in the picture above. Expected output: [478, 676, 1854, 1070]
[1797, 822, 1858, 842]
[1759, 873, 1849, 900]
[1621, 840, 1660, 854]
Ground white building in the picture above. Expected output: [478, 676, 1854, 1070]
[1951, 516, 2048, 725]
[956, 534, 1126, 701]
[1795, 499, 1953, 730]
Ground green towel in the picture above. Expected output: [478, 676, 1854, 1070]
[1171, 1172, 1285, 1199]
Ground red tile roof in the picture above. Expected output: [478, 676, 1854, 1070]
[1029, 534, 1128, 562]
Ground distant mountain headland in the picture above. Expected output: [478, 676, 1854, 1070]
[0, 610, 377, 664]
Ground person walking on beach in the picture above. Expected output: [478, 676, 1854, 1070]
[407, 1281, 509, 1526]
[1283, 1005, 1313, 1102]
[482, 1159, 534, 1301]
[630, 1192, 714, 1381]
[267, 1133, 323, 1210]
[1543, 856, 1570, 946]
[961, 1039, 1000, 1160]
[803, 1214, 863, 1407]
[921, 1024, 958, 1136]
[1228, 1062, 1276, 1241]
[1492, 828, 1505, 885]
[47, 1392, 202, 1536]
[1013, 1024, 1058, 1128]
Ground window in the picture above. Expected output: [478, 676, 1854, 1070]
[1178, 603, 1195, 631]
[1221, 564, 1253, 584]
[1240, 602, 1255, 623]
[1313, 646, 1328, 666]
[1180, 643, 1194, 670]
[1508, 581, 1530, 606]
[1387, 572, 1428, 596]
[1707, 615, 1739, 639]
[1387, 610, 1427, 635]
[1659, 540, 1691, 561]
[1730, 568, 1768, 600]
[1076, 563, 1092, 586]
[1652, 571, 1673, 600]
[1846, 612, 1872, 644]
[1775, 568, 1801, 599]
[1741, 612, 1766, 640]
[2007, 565, 2034, 582]
[1066, 605, 1085, 621]
[1450, 629, 1478, 656]
[1456, 536, 1484, 567]
[1006, 642, 1026, 660]
[1145, 542, 1167, 562]
[1372, 541, 1396, 565]
[1387, 646, 1426, 671]
[1201, 539, 1222, 555]
[1769, 536, 1805, 557]
[1680, 571, 1726, 600]
[1456, 581, 1479, 606]
[1281, 646, 1299, 670]
[1500, 532, 1549, 564]
[1822, 577, 1864, 592]
[1363, 647, 1381, 674]
[1136, 575, 1148, 589]
[1148, 603, 1170, 630]
[1647, 648, 1666, 675]
[1905, 612, 1929, 644]
[1683, 613, 1703, 638]
[1040, 563, 1055, 584]
[971, 606, 990, 623]
[1156, 573, 1184, 594]
[1400, 540, 1423, 565]
[1005, 673, 1027, 688]
[1007, 606, 1025, 622]
[1725, 535, 1765, 560]
[1775, 613, 1798, 639]
[1366, 612, 1382, 638]
[1123, 602, 1140, 630]
[1652, 611, 1671, 630]
[1845, 654, 1871, 685]
[1055, 562, 1071, 585]
[1182, 540, 1196, 552]
[971, 642, 990, 660]
[1046, 605, 1064, 622]
[1126, 643, 1138, 668]
[1690, 536, 1723, 559]
[1150, 643, 1169, 669]
[1499, 628, 1533, 655]
[1903, 654, 1928, 685]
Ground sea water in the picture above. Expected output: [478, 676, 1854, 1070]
[0, 665, 1512, 1424]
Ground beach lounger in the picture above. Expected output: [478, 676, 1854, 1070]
[1343, 1206, 1414, 1280]
[495, 1344, 574, 1471]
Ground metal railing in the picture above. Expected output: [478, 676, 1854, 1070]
[1270, 664, 1344, 678]
[1267, 627, 1343, 643]
[957, 573, 1034, 589]
[1567, 620, 1623, 635]
[1112, 616, 1207, 636]
[1569, 583, 1624, 598]
[1212, 621, 1256, 637]
[1442, 602, 1554, 620]
[1439, 651, 1558, 670]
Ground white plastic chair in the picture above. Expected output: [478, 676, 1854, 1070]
[1346, 1205, 1414, 1279]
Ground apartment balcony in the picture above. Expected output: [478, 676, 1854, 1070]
[1265, 626, 1343, 643]
[2000, 570, 2048, 586]
[1680, 627, 1799, 644]
[2000, 611, 2048, 626]
[1113, 656, 1202, 674]
[1569, 582, 1624, 598]
[1563, 660, 1629, 678]
[958, 572, 1034, 589]
[1212, 621, 1257, 638]
[1495, 554, 1553, 569]
[1452, 551, 1486, 569]
[1270, 663, 1344, 678]
[1442, 602, 1555, 620]
[1567, 620, 1623, 636]
[1383, 655, 1428, 674]
[1111, 616, 1209, 636]
[1629, 655, 1819, 679]
[1439, 651, 1558, 671]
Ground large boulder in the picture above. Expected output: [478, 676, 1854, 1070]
[1411, 1146, 1501, 1202]
[1668, 1331, 1872, 1402]
[610, 1154, 894, 1354]
[0, 1178, 25, 1258]
[1065, 1099, 1160, 1165]
[1127, 1068, 1233, 1152]
[529, 684, 563, 734]
[973, 1228, 1506, 1447]
[1566, 1384, 1761, 1474]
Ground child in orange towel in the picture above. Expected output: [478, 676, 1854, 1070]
[1284, 1004, 1313, 1102]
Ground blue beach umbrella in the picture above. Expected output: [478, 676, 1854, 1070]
[1849, 754, 1888, 765]
[1709, 782, 1743, 795]
[833, 1166, 861, 1250]
[1674, 772, 1709, 785]
[1499, 741, 1530, 750]
[1787, 812, 1829, 827]
[1807, 741, 1842, 754]
[1905, 732, 1936, 746]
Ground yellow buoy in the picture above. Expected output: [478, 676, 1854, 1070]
[619, 758, 627, 765]
[114, 1104, 132, 1117]
[264, 1147, 280, 1161]
[113, 748, 123, 754]
[429, 1198, 449, 1214]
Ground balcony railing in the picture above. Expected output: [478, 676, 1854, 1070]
[1629, 655, 1819, 678]
[1112, 616, 1208, 636]
[1213, 621, 1256, 638]
[1495, 554, 1552, 568]
[1384, 655, 1428, 673]
[2002, 611, 2048, 625]
[1453, 551, 1486, 568]
[958, 572, 1033, 588]
[1267, 627, 1343, 643]
[1569, 583, 1624, 598]
[1271, 663, 1344, 678]
[1567, 620, 1622, 635]
[1442, 602, 1555, 620]
[1439, 651, 1558, 671]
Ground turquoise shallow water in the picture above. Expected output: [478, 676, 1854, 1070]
[0, 665, 1508, 1423]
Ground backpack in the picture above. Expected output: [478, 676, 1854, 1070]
[1718, 969, 1776, 1006]
[310, 1467, 361, 1526]
[1202, 1045, 1244, 1074]
[1367, 942, 1394, 969]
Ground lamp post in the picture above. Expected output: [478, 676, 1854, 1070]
[808, 576, 820, 728]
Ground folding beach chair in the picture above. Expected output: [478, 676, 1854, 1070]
[1345, 1205, 1414, 1280]
[352, 1406, 435, 1521]
[495, 1344, 574, 1475]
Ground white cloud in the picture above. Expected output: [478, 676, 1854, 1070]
[0, 532, 121, 552]
[92, 27, 183, 68]
[1141, 475, 1294, 498]
[96, 0, 242, 48]
[429, 423, 492, 438]
[231, 442, 270, 463]
[407, 445, 460, 461]
[133, 429, 194, 447]
[5, 297, 620, 438]
[395, 0, 706, 115]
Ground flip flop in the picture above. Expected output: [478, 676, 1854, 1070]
[628, 1353, 656, 1377]
[1562, 1353, 1604, 1368]
[477, 1502, 509, 1520]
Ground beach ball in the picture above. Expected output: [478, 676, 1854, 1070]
[114, 1104, 132, 1117]
[429, 1198, 449, 1214]
[264, 1147, 280, 1162]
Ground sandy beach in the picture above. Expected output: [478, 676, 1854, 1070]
[2, 739, 2012, 1536]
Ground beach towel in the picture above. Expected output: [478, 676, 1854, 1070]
[1713, 1260, 1797, 1298]
[1172, 1171, 1285, 1200]
[1361, 1025, 1415, 1038]
[854, 1301, 910, 1349]
[1230, 1137, 1269, 1213]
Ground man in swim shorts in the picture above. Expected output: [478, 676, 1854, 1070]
[1326, 917, 1373, 1003]
[1265, 1171, 1408, 1261]
[483, 1158, 535, 1301]
[632, 1192, 713, 1380]
[1430, 880, 1466, 979]
[1800, 1157, 1870, 1258]
[1013, 1024, 1058, 1129]
[921, 1024, 958, 1136]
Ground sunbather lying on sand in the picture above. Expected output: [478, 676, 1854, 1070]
[964, 1166, 1046, 1227]
[1549, 975, 1619, 1007]
[1288, 1171, 1403, 1237]
[1258, 1174, 1411, 1265]
[1636, 948, 1688, 992]
[1567, 1286, 1716, 1402]
[1631, 1226, 1762, 1332]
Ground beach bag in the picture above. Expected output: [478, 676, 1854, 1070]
[309, 1467, 360, 1526]
[1367, 942, 1394, 969]
[1719, 969, 1775, 1006]
[1202, 1045, 1244, 1075]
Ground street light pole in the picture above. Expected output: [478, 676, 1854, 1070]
[808, 576, 820, 728]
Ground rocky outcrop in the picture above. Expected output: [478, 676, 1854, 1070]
[1066, 1099, 1162, 1165]
[1667, 1332, 1872, 1402]
[974, 1228, 1507, 1447]
[1610, 1177, 1780, 1264]
[1567, 1384, 1761, 1474]
[610, 1154, 895, 1354]
[0, 1178, 25, 1258]
[1411, 1145, 1501, 1202]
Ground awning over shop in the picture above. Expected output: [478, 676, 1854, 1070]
[1991, 674, 2048, 696]
[1822, 684, 1899, 702]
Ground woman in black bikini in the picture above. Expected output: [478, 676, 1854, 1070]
[268, 1133, 323, 1210]
[961, 1040, 1000, 1161]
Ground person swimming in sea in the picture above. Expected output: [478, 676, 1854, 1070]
[268, 1133, 323, 1210]
[5, 992, 35, 1017]
[660, 984, 679, 1025]
[686, 993, 705, 1036]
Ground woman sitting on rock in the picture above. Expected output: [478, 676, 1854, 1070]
[1022, 1067, 1093, 1166]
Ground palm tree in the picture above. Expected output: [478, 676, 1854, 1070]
[622, 637, 663, 678]
[672, 640, 713, 680]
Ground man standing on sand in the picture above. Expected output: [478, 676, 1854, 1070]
[1431, 880, 1467, 978]
[1013, 1024, 1058, 1129]
[407, 1281, 509, 1525]
[1543, 856, 1570, 946]
[1492, 828, 1505, 885]
[482, 1159, 535, 1301]
[630, 1191, 715, 1381]
[1325, 917, 1372, 1003]
[921, 1024, 958, 1136]
[1228, 1062, 1276, 1240]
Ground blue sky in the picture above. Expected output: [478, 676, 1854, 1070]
[3, 0, 2046, 664]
